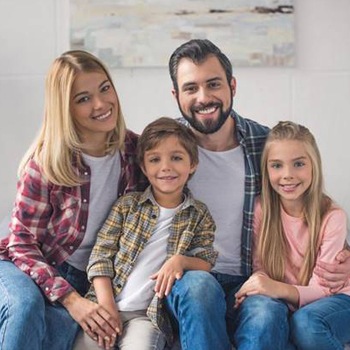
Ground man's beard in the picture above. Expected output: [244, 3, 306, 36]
[177, 97, 233, 135]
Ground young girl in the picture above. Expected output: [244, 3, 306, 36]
[0, 50, 145, 349]
[235, 121, 350, 349]
[74, 117, 229, 350]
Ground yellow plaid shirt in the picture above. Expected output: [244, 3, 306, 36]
[86, 186, 217, 344]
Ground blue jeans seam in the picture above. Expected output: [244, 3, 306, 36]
[0, 268, 10, 348]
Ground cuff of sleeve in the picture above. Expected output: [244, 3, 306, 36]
[41, 276, 75, 303]
[294, 285, 327, 308]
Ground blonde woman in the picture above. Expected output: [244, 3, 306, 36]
[0, 51, 145, 349]
[235, 121, 350, 349]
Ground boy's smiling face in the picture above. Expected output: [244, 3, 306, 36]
[142, 135, 196, 208]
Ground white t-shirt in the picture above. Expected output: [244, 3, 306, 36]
[188, 146, 245, 275]
[67, 151, 121, 271]
[116, 201, 183, 311]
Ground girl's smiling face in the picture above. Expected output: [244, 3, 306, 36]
[267, 139, 313, 216]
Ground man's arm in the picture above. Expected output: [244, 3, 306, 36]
[314, 246, 350, 293]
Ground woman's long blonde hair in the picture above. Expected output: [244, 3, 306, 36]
[259, 121, 331, 285]
[18, 50, 126, 186]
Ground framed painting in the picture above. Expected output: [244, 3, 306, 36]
[70, 0, 295, 68]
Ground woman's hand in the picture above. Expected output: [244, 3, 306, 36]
[59, 291, 120, 346]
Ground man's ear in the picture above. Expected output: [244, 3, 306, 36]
[171, 88, 178, 99]
[230, 77, 237, 98]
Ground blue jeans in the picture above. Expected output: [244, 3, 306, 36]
[165, 270, 231, 350]
[232, 294, 295, 350]
[291, 294, 350, 350]
[0, 260, 88, 350]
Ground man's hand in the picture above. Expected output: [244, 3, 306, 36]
[314, 248, 350, 293]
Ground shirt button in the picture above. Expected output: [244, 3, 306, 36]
[116, 284, 122, 288]
[84, 172, 88, 176]
[45, 287, 49, 291]
[81, 225, 85, 230]
[69, 246, 74, 250]
[83, 199, 87, 203]
[151, 214, 157, 219]
[52, 261, 56, 266]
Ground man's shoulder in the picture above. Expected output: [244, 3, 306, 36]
[234, 112, 270, 137]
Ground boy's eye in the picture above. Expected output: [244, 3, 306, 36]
[148, 157, 160, 163]
[172, 155, 183, 161]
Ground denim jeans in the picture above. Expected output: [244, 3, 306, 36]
[211, 273, 296, 350]
[0, 260, 87, 350]
[232, 294, 295, 350]
[165, 270, 231, 350]
[291, 294, 350, 350]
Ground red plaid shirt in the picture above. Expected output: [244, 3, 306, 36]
[0, 130, 146, 302]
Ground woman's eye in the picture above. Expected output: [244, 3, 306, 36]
[101, 84, 111, 92]
[77, 96, 89, 104]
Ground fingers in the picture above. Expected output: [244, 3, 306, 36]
[81, 308, 118, 345]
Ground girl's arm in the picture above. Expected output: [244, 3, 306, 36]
[235, 273, 300, 308]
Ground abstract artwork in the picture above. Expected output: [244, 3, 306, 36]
[70, 0, 294, 68]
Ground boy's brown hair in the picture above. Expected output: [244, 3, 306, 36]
[137, 117, 199, 169]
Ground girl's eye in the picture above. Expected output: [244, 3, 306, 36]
[295, 161, 305, 168]
[172, 156, 183, 161]
[271, 163, 281, 169]
[149, 158, 160, 163]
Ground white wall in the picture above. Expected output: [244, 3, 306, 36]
[1, 0, 350, 226]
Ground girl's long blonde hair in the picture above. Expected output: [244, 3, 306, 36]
[19, 50, 126, 186]
[259, 121, 331, 285]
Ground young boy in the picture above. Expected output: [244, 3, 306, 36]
[77, 117, 217, 350]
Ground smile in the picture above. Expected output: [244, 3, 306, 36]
[92, 109, 112, 120]
[280, 184, 300, 191]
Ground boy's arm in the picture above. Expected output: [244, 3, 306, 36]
[92, 276, 122, 349]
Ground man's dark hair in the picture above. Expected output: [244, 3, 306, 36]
[169, 39, 233, 92]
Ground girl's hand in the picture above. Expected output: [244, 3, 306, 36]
[150, 255, 184, 298]
[59, 291, 120, 344]
[234, 273, 280, 307]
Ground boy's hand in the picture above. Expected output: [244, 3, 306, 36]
[96, 302, 122, 350]
[150, 255, 184, 298]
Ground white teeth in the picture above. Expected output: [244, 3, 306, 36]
[197, 106, 216, 114]
[94, 110, 111, 120]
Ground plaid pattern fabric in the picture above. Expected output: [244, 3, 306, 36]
[178, 111, 270, 276]
[86, 186, 217, 344]
[0, 130, 145, 302]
